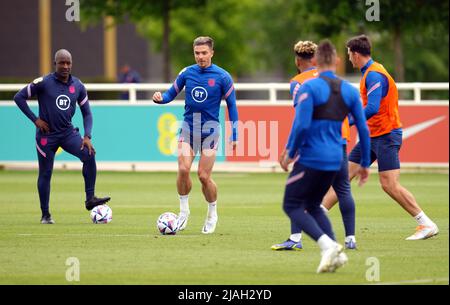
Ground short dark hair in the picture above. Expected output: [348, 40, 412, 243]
[346, 35, 371, 56]
[193, 36, 214, 50]
[315, 39, 337, 66]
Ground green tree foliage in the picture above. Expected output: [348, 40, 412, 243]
[80, 0, 448, 83]
[300, 0, 449, 82]
[137, 0, 261, 78]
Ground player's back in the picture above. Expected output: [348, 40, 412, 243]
[297, 72, 359, 170]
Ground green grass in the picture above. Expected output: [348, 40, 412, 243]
[0, 170, 448, 285]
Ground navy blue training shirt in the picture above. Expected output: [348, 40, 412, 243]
[14, 73, 93, 138]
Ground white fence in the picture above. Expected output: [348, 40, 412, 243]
[0, 82, 448, 104]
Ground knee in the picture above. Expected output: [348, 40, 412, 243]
[38, 168, 52, 180]
[197, 170, 211, 185]
[38, 170, 52, 188]
[178, 163, 191, 177]
[380, 177, 397, 194]
[80, 151, 95, 163]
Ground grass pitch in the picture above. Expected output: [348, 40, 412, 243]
[0, 170, 448, 285]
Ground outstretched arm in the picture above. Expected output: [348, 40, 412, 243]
[153, 70, 186, 104]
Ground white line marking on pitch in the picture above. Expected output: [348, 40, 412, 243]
[16, 233, 201, 238]
[366, 277, 448, 285]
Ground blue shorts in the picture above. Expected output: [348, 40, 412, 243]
[349, 131, 402, 172]
[178, 128, 220, 154]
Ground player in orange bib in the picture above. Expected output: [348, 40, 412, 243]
[272, 41, 360, 251]
[322, 35, 438, 240]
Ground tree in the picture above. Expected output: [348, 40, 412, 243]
[81, 0, 205, 82]
[301, 0, 449, 82]
[136, 0, 261, 78]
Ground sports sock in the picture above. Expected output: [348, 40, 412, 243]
[317, 234, 336, 252]
[414, 211, 434, 226]
[290, 233, 302, 243]
[345, 235, 356, 243]
[207, 201, 217, 219]
[179, 194, 190, 215]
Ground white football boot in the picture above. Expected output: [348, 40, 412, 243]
[405, 224, 439, 240]
[177, 212, 189, 231]
[317, 243, 344, 273]
[201, 216, 218, 234]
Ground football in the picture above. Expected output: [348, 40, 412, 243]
[90, 204, 112, 224]
[157, 212, 178, 235]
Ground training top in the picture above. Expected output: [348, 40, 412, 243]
[14, 73, 93, 138]
[159, 64, 238, 141]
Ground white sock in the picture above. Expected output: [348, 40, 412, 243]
[290, 233, 302, 243]
[320, 204, 329, 213]
[414, 211, 434, 226]
[179, 194, 190, 215]
[207, 201, 217, 219]
[345, 235, 356, 243]
[317, 234, 336, 252]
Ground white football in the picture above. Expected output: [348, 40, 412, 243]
[90, 204, 112, 224]
[157, 212, 178, 235]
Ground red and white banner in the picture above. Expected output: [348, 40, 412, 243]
[226, 105, 448, 164]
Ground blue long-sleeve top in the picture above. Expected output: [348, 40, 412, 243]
[14, 73, 93, 137]
[158, 64, 239, 141]
[288, 71, 371, 171]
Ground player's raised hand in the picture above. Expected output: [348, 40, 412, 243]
[81, 136, 96, 155]
[355, 166, 370, 186]
[152, 92, 163, 103]
[35, 118, 50, 134]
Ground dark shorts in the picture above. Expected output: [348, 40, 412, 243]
[349, 131, 402, 172]
[178, 128, 220, 154]
[284, 162, 338, 205]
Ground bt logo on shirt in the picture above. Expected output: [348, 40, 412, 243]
[191, 86, 208, 103]
[56, 95, 71, 110]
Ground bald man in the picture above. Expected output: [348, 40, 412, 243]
[14, 49, 110, 224]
